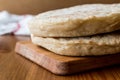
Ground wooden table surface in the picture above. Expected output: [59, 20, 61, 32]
[0, 35, 120, 80]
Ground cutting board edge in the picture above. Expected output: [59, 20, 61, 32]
[15, 41, 120, 75]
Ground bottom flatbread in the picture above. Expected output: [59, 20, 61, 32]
[31, 31, 120, 56]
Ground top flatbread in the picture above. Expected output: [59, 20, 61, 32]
[29, 4, 120, 37]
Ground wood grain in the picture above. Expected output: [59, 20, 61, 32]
[0, 35, 120, 80]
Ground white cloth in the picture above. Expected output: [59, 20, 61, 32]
[0, 11, 33, 35]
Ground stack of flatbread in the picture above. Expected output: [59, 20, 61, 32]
[28, 4, 120, 56]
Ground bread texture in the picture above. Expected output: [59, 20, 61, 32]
[29, 4, 120, 37]
[31, 31, 120, 56]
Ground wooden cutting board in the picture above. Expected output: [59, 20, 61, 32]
[15, 41, 120, 75]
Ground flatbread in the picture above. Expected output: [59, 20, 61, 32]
[31, 31, 120, 56]
[29, 4, 120, 37]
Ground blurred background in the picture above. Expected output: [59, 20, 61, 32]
[0, 0, 120, 15]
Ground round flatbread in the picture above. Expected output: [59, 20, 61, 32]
[29, 4, 120, 37]
[31, 31, 120, 56]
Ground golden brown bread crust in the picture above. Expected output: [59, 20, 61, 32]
[29, 4, 120, 37]
[31, 31, 120, 56]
